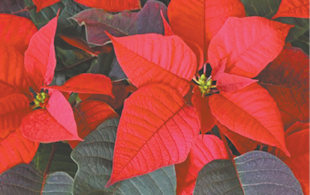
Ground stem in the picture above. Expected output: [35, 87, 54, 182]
[40, 144, 56, 195]
[218, 128, 233, 160]
[218, 128, 245, 194]
[11, 5, 36, 14]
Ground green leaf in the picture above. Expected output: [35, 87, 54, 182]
[276, 17, 309, 53]
[32, 142, 77, 177]
[194, 151, 303, 194]
[0, 164, 42, 194]
[0, 164, 73, 195]
[71, 119, 176, 195]
[42, 172, 73, 195]
[241, 0, 281, 18]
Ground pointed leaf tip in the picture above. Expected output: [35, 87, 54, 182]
[24, 14, 58, 87]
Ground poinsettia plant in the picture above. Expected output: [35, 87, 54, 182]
[0, 0, 308, 194]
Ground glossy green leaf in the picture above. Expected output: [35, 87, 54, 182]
[71, 119, 176, 194]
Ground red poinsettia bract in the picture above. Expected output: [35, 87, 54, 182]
[32, 0, 141, 12]
[106, 15, 291, 190]
[0, 14, 112, 173]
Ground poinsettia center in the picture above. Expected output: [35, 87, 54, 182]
[194, 74, 217, 96]
[29, 88, 49, 110]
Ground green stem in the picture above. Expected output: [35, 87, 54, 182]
[40, 144, 56, 195]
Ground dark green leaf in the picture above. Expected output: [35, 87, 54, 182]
[0, 164, 42, 195]
[241, 0, 281, 18]
[42, 172, 73, 195]
[0, 164, 73, 195]
[71, 119, 176, 195]
[195, 151, 303, 195]
[32, 143, 77, 177]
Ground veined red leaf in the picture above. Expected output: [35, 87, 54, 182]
[20, 90, 81, 142]
[208, 17, 292, 78]
[0, 129, 39, 174]
[69, 100, 118, 148]
[191, 86, 216, 133]
[49, 73, 113, 96]
[32, 0, 60, 11]
[0, 14, 37, 52]
[273, 0, 309, 19]
[175, 135, 228, 194]
[24, 14, 58, 88]
[168, 0, 245, 59]
[213, 60, 257, 92]
[0, 85, 30, 135]
[282, 122, 309, 194]
[21, 109, 80, 142]
[209, 83, 288, 155]
[108, 33, 197, 95]
[217, 122, 257, 154]
[46, 90, 80, 140]
[107, 84, 200, 185]
[257, 46, 309, 128]
[0, 46, 32, 93]
[74, 0, 141, 12]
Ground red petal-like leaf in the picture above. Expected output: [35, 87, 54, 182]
[21, 109, 80, 143]
[217, 122, 257, 154]
[109, 33, 197, 95]
[0, 45, 33, 93]
[208, 17, 292, 78]
[192, 86, 216, 133]
[258, 46, 309, 128]
[0, 129, 39, 174]
[273, 0, 309, 19]
[24, 14, 58, 88]
[107, 84, 200, 185]
[46, 90, 80, 139]
[74, 0, 141, 12]
[282, 122, 309, 194]
[32, 0, 60, 11]
[49, 73, 113, 96]
[175, 135, 228, 194]
[209, 83, 288, 155]
[69, 100, 118, 148]
[213, 60, 257, 92]
[0, 14, 37, 52]
[20, 90, 81, 142]
[0, 83, 30, 135]
[168, 0, 245, 59]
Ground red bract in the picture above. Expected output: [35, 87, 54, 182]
[106, 33, 200, 186]
[258, 46, 309, 129]
[32, 0, 140, 12]
[168, 0, 246, 62]
[175, 135, 229, 194]
[282, 122, 309, 194]
[272, 0, 310, 19]
[69, 99, 118, 148]
[0, 14, 113, 173]
[107, 15, 292, 188]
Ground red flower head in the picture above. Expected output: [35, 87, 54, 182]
[0, 14, 113, 173]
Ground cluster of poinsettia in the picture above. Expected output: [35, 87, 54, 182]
[0, 0, 309, 194]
